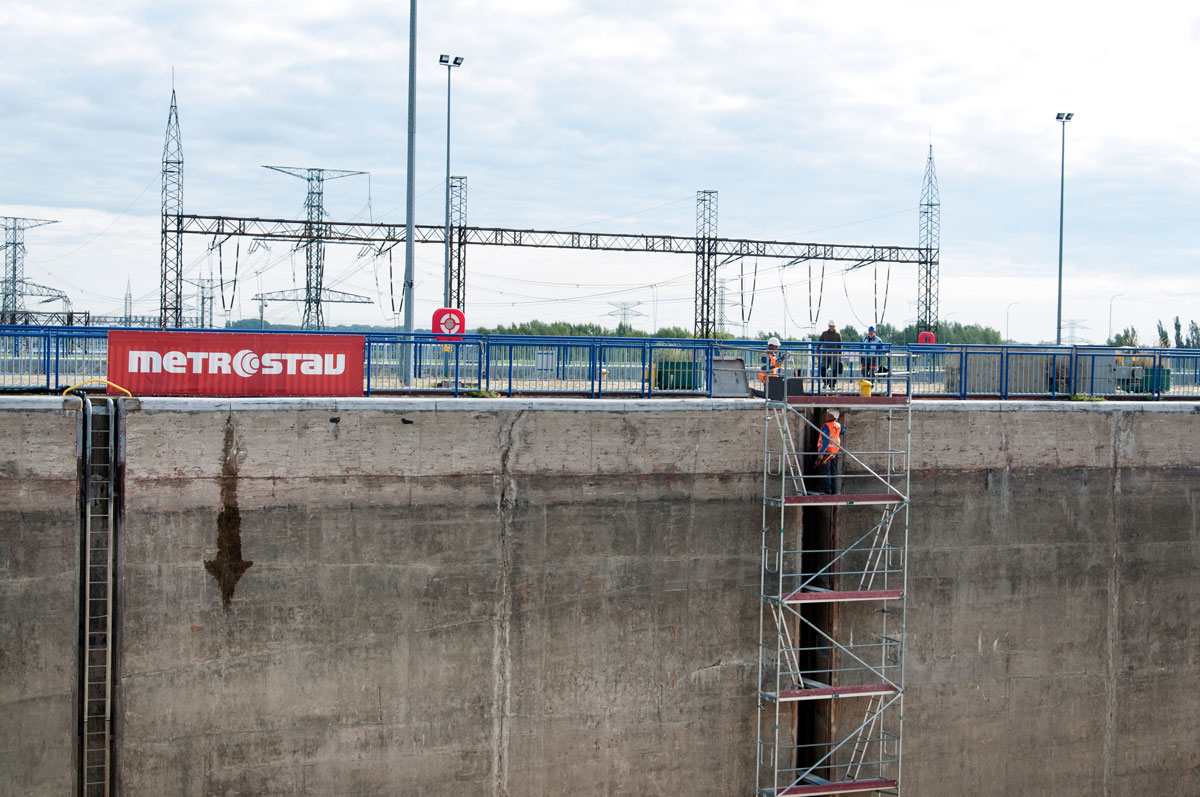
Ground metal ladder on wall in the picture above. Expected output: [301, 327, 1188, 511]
[80, 396, 116, 797]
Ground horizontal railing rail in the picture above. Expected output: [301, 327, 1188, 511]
[2, 324, 1198, 400]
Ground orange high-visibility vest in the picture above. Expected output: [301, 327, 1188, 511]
[819, 420, 842, 455]
[758, 351, 781, 382]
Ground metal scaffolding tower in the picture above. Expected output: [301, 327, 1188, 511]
[160, 88, 184, 329]
[917, 146, 940, 335]
[263, 166, 369, 329]
[757, 380, 911, 795]
[2, 216, 69, 324]
[448, 175, 467, 310]
[694, 190, 719, 339]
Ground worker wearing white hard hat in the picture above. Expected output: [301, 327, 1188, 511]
[753, 336, 785, 397]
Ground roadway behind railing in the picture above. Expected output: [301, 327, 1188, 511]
[2, 325, 1198, 400]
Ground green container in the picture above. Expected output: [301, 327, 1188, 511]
[1141, 367, 1170, 393]
[655, 361, 699, 390]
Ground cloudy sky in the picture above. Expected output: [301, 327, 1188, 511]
[3, 0, 1199, 343]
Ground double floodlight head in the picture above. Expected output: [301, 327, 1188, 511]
[1056, 112, 1074, 122]
[440, 54, 464, 67]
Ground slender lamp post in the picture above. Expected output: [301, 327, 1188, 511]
[1108, 292, 1124, 344]
[1055, 112, 1073, 345]
[402, 0, 417, 384]
[1006, 301, 1022, 343]
[440, 54, 463, 307]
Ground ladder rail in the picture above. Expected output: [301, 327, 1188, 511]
[79, 396, 115, 797]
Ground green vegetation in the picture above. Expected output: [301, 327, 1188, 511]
[475, 319, 732, 339]
[1109, 317, 1198, 348]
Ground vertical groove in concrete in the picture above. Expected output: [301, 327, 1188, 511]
[491, 410, 524, 797]
[1102, 413, 1122, 794]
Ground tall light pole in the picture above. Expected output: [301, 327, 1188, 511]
[1055, 112, 1073, 345]
[1006, 301, 1022, 343]
[402, 0, 417, 384]
[440, 54, 463, 308]
[1108, 292, 1124, 343]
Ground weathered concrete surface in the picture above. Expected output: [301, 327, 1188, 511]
[115, 398, 762, 795]
[898, 402, 1200, 796]
[0, 397, 80, 796]
[4, 397, 1199, 795]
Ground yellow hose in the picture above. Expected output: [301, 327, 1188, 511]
[61, 379, 133, 398]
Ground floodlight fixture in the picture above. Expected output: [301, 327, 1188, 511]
[439, 54, 449, 64]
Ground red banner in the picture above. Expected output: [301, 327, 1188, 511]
[106, 331, 365, 397]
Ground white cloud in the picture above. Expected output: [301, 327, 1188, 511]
[1, 0, 1198, 337]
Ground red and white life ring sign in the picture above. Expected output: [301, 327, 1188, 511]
[432, 307, 466, 341]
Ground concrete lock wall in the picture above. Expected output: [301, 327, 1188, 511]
[1, 397, 1198, 795]
[0, 397, 81, 795]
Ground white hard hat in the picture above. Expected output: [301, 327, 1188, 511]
[767, 336, 781, 347]
[827, 409, 840, 419]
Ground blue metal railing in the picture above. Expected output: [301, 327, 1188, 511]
[3, 324, 1199, 400]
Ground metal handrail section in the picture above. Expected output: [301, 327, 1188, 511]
[3, 324, 1199, 398]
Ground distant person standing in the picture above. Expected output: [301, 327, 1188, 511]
[818, 321, 842, 389]
[860, 326, 885, 378]
[814, 409, 842, 494]
[752, 336, 784, 397]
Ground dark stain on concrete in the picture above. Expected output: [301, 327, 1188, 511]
[204, 417, 252, 611]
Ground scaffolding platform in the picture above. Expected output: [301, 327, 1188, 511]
[766, 778, 898, 795]
[769, 494, 903, 507]
[756, 380, 911, 796]
[780, 588, 903, 605]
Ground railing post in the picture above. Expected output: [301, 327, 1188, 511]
[506, 343, 514, 397]
[644, 342, 652, 398]
[1000, 348, 1008, 400]
[364, 338, 373, 396]
[1069, 347, 1078, 397]
[1153, 349, 1162, 401]
[958, 347, 968, 399]
[452, 342, 460, 397]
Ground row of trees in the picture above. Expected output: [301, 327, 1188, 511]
[1109, 317, 1200, 349]
[757, 320, 1003, 346]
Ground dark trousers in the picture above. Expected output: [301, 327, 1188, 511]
[817, 457, 837, 494]
[820, 356, 840, 388]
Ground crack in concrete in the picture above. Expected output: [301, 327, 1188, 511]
[1102, 412, 1124, 795]
[491, 410, 524, 797]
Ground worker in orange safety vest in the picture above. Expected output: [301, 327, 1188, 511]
[751, 336, 784, 397]
[758, 336, 783, 382]
[815, 409, 842, 495]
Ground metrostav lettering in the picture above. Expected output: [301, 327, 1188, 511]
[128, 349, 347, 377]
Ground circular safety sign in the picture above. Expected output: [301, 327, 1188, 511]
[432, 307, 466, 341]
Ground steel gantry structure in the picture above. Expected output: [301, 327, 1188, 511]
[174, 209, 927, 336]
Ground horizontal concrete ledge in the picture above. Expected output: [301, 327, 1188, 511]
[0, 396, 81, 412]
[914, 399, 1200, 415]
[115, 396, 764, 414]
[2, 395, 1196, 415]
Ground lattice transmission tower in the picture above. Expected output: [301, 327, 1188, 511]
[917, 145, 940, 334]
[448, 175, 468, 310]
[2, 216, 67, 323]
[262, 166, 371, 329]
[694, 190, 718, 339]
[160, 88, 184, 328]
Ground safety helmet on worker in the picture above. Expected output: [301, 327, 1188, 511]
[767, 336, 781, 348]
[827, 409, 840, 419]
